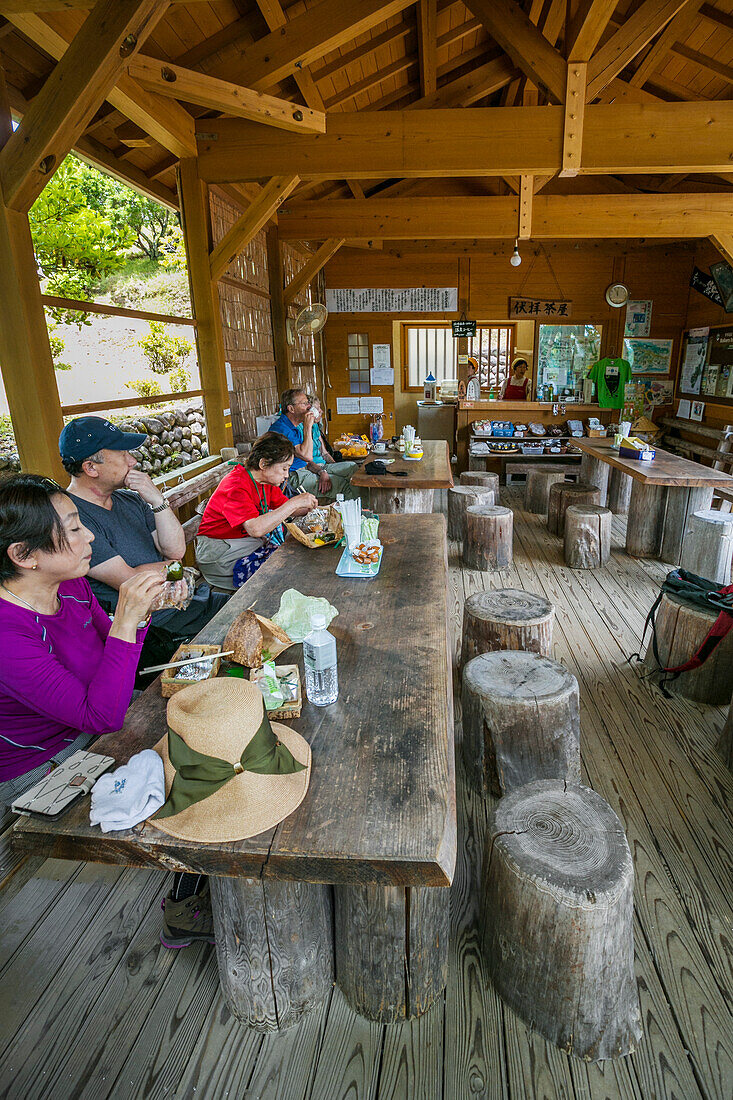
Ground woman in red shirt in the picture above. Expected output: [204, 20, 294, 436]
[500, 357, 531, 400]
[196, 434, 318, 591]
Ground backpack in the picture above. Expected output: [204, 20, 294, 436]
[634, 569, 733, 695]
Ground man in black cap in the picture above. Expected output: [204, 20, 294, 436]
[60, 417, 227, 670]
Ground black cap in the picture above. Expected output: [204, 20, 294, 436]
[59, 416, 148, 462]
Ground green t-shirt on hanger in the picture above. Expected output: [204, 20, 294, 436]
[587, 357, 632, 409]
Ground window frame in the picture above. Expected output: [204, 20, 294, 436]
[401, 321, 516, 393]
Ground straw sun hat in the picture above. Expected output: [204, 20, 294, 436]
[152, 678, 311, 844]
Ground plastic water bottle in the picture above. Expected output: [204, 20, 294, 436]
[303, 613, 338, 706]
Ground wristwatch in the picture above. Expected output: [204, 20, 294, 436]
[151, 499, 169, 513]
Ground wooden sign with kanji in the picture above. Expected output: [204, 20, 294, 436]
[509, 297, 573, 318]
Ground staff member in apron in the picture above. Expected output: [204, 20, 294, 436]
[500, 356, 531, 400]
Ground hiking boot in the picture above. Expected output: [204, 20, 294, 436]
[160, 880, 215, 949]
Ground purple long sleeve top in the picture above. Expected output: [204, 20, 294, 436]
[0, 577, 145, 781]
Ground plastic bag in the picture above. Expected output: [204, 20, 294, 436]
[149, 567, 196, 612]
[271, 588, 338, 643]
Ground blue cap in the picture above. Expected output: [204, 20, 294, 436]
[59, 416, 148, 462]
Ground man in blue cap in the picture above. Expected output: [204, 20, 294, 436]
[60, 417, 227, 673]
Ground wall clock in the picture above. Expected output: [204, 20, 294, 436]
[605, 283, 629, 308]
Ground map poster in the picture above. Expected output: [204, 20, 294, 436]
[624, 300, 652, 338]
[623, 337, 674, 374]
[680, 329, 709, 394]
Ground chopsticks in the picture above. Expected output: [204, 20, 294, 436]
[141, 650, 234, 675]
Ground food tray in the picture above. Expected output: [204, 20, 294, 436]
[248, 664, 302, 720]
[161, 643, 222, 698]
[336, 545, 383, 579]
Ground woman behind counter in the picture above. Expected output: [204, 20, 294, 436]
[0, 474, 165, 805]
[195, 433, 318, 591]
[500, 356, 531, 400]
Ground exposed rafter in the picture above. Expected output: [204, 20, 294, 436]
[417, 0, 437, 98]
[566, 0, 619, 61]
[464, 0, 567, 104]
[586, 0, 693, 101]
[284, 238, 345, 305]
[628, 1, 703, 88]
[209, 174, 299, 283]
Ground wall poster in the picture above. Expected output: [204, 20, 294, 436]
[623, 337, 673, 374]
[624, 300, 652, 338]
[679, 328, 709, 394]
[325, 288, 458, 312]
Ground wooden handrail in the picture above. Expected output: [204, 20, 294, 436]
[42, 294, 196, 327]
[61, 390, 204, 416]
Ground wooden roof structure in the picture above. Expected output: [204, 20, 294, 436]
[1, 0, 733, 480]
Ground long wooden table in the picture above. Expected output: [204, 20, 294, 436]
[12, 514, 455, 1029]
[575, 437, 733, 560]
[351, 438, 453, 513]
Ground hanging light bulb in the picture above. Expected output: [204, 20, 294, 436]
[510, 239, 522, 267]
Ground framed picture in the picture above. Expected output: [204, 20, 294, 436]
[710, 261, 733, 313]
[623, 337, 674, 374]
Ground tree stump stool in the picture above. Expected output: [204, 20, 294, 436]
[368, 486, 434, 515]
[481, 780, 641, 1061]
[642, 592, 733, 704]
[547, 481, 601, 536]
[462, 651, 580, 795]
[680, 509, 733, 584]
[448, 485, 494, 541]
[210, 877, 334, 1031]
[460, 470, 500, 500]
[463, 505, 513, 571]
[525, 468, 566, 514]
[564, 504, 612, 569]
[608, 467, 632, 515]
[461, 588, 554, 667]
[334, 883, 449, 1022]
[580, 453, 610, 506]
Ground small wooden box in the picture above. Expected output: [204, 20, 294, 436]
[161, 643, 222, 698]
[249, 664, 302, 720]
[586, 428, 607, 437]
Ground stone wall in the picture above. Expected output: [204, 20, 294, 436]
[117, 402, 209, 475]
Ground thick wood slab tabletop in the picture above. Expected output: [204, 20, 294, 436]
[351, 439, 454, 489]
[13, 515, 456, 887]
[575, 437, 733, 487]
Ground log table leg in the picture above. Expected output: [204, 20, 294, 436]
[660, 486, 714, 565]
[334, 883, 449, 1022]
[626, 481, 666, 557]
[210, 876, 334, 1031]
[368, 486, 434, 515]
[481, 780, 641, 1061]
[580, 454, 610, 506]
[608, 467, 633, 515]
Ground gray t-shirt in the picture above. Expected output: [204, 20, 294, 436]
[70, 490, 161, 609]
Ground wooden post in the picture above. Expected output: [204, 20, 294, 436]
[564, 504, 611, 568]
[608, 466, 632, 514]
[580, 452, 609, 505]
[626, 481, 665, 558]
[368, 486, 434, 514]
[0, 71, 65, 480]
[266, 225, 291, 397]
[463, 504, 513, 571]
[461, 588, 554, 667]
[210, 876, 334, 1031]
[177, 160, 231, 455]
[462, 651, 580, 795]
[482, 780, 641, 1061]
[660, 485, 714, 565]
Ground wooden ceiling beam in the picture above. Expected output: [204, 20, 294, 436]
[417, 0, 437, 98]
[127, 55, 326, 134]
[406, 55, 516, 109]
[196, 101, 733, 181]
[672, 41, 733, 83]
[709, 233, 733, 266]
[311, 22, 412, 83]
[206, 0, 415, 90]
[324, 56, 416, 109]
[0, 0, 169, 211]
[209, 174, 299, 283]
[0, 0, 204, 7]
[284, 238, 345, 305]
[586, 0, 694, 101]
[277, 193, 733, 241]
[629, 1, 703, 88]
[560, 61, 587, 177]
[566, 0, 619, 61]
[463, 0, 567, 104]
[7, 10, 196, 157]
[253, 0, 325, 113]
[700, 3, 733, 32]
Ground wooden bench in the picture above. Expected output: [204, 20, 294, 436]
[160, 455, 248, 555]
[504, 458, 581, 485]
[659, 417, 733, 512]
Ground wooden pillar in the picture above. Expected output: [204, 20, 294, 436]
[177, 159, 231, 455]
[266, 225, 291, 397]
[0, 71, 64, 480]
[456, 257, 470, 388]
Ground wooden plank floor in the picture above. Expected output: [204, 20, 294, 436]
[0, 488, 731, 1100]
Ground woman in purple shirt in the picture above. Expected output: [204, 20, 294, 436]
[0, 474, 165, 804]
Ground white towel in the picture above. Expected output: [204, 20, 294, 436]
[90, 749, 165, 833]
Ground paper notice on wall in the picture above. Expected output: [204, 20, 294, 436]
[325, 287, 458, 312]
[371, 366, 394, 386]
[624, 300, 652, 338]
[371, 344, 393, 384]
[336, 397, 361, 414]
[677, 399, 691, 418]
[360, 396, 384, 413]
[224, 361, 233, 392]
[691, 400, 705, 421]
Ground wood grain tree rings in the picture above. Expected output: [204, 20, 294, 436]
[481, 779, 641, 1061]
[580, 453, 610, 506]
[448, 485, 495, 541]
[463, 504, 513, 571]
[525, 468, 566, 514]
[642, 592, 733, 704]
[334, 883, 449, 1022]
[564, 504, 612, 569]
[462, 650, 580, 795]
[461, 587, 554, 667]
[680, 509, 733, 585]
[210, 877, 334, 1031]
[547, 481, 601, 536]
[460, 471, 500, 500]
[608, 467, 632, 515]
